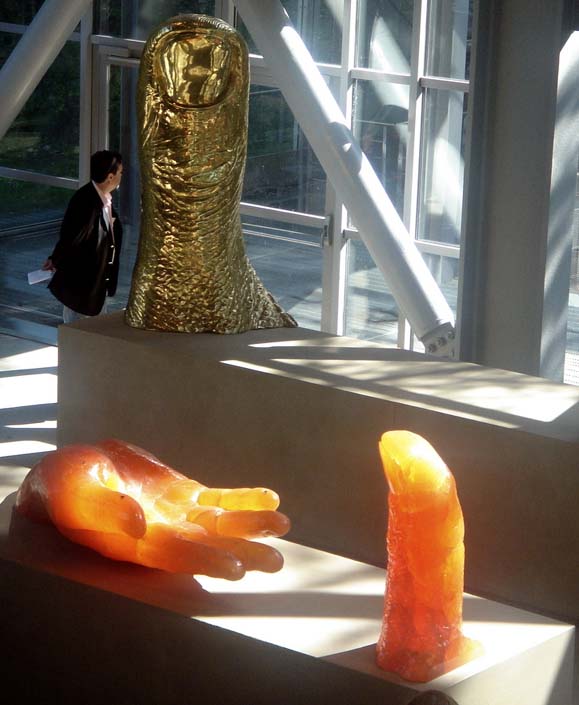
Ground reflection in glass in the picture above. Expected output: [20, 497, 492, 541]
[244, 85, 326, 214]
[237, 0, 343, 64]
[426, 0, 472, 80]
[564, 157, 579, 383]
[570, 156, 579, 295]
[0, 36, 80, 178]
[242, 216, 323, 330]
[352, 80, 408, 219]
[356, 0, 414, 71]
[418, 89, 467, 245]
[0, 180, 71, 223]
[0, 180, 72, 329]
[0, 31, 18, 68]
[421, 252, 458, 317]
[345, 239, 399, 346]
[94, 0, 215, 39]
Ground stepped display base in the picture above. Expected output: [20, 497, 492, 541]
[57, 312, 579, 628]
[0, 493, 574, 705]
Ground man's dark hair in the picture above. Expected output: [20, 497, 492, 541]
[90, 150, 123, 183]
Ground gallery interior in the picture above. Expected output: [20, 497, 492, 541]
[1, 1, 578, 704]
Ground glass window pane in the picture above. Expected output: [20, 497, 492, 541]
[565, 291, 579, 385]
[407, 249, 457, 352]
[0, 31, 19, 67]
[94, 1, 215, 39]
[565, 160, 579, 385]
[0, 179, 71, 222]
[356, 0, 414, 72]
[417, 88, 467, 244]
[421, 251, 458, 317]
[106, 64, 140, 312]
[345, 239, 399, 345]
[426, 0, 472, 80]
[0, 179, 73, 330]
[352, 79, 409, 220]
[244, 85, 326, 214]
[237, 0, 343, 64]
[235, 16, 257, 54]
[242, 215, 322, 329]
[0, 1, 45, 25]
[0, 34, 80, 178]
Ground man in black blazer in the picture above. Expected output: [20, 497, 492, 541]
[43, 150, 124, 323]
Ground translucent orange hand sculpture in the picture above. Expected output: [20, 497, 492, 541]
[376, 431, 481, 681]
[15, 439, 290, 580]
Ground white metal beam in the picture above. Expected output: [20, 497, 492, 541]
[321, 0, 356, 337]
[0, 0, 91, 142]
[233, 0, 455, 353]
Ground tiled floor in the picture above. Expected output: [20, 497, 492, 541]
[0, 333, 57, 501]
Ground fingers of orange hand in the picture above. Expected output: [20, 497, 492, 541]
[186, 506, 291, 539]
[155, 522, 285, 574]
[61, 523, 245, 580]
[197, 487, 280, 511]
[142, 523, 245, 580]
[202, 537, 284, 573]
[159, 479, 206, 504]
[142, 524, 284, 577]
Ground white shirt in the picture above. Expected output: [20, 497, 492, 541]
[92, 180, 113, 232]
[92, 180, 116, 265]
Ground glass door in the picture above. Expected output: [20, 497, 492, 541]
[0, 22, 83, 343]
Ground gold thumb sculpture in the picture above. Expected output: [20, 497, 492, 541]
[377, 431, 481, 681]
[125, 14, 296, 333]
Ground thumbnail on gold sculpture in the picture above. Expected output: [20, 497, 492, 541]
[125, 14, 296, 333]
[15, 439, 290, 580]
[377, 431, 481, 682]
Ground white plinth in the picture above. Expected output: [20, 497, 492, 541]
[0, 493, 574, 705]
[57, 312, 579, 632]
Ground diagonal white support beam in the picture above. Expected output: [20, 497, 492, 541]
[0, 0, 91, 143]
[233, 0, 455, 354]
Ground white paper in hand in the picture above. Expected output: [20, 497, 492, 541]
[28, 269, 53, 285]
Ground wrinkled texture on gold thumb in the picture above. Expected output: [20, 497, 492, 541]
[125, 14, 297, 333]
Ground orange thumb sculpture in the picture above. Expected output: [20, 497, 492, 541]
[376, 431, 481, 682]
[15, 439, 290, 580]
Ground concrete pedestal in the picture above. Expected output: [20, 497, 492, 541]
[1, 493, 574, 705]
[57, 313, 579, 627]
